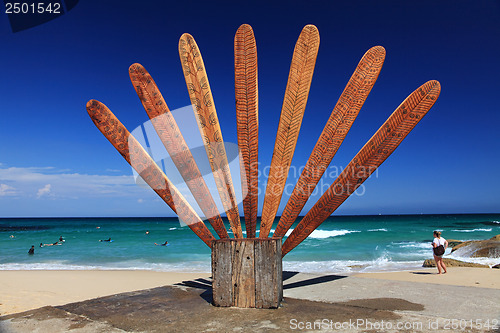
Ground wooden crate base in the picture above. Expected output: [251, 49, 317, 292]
[211, 238, 282, 308]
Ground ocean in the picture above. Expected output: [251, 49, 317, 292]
[1, 214, 499, 274]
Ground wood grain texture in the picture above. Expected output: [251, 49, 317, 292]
[282, 80, 441, 256]
[129, 63, 228, 239]
[179, 33, 243, 239]
[212, 238, 282, 308]
[86, 99, 215, 248]
[259, 25, 320, 238]
[212, 240, 233, 306]
[234, 24, 259, 238]
[231, 240, 255, 307]
[273, 46, 386, 238]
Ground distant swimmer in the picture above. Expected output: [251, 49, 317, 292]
[99, 238, 112, 242]
[43, 242, 61, 246]
[154, 241, 169, 246]
[145, 230, 150, 235]
[39, 243, 43, 247]
[10, 235, 15, 238]
[28, 245, 35, 255]
[59, 236, 65, 242]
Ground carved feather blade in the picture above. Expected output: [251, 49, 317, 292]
[282, 80, 441, 255]
[260, 24, 320, 238]
[179, 33, 243, 238]
[273, 46, 386, 238]
[235, 24, 259, 238]
[86, 99, 216, 248]
[129, 63, 229, 239]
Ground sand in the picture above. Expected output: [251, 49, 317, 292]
[0, 270, 210, 316]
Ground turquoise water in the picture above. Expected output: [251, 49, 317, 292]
[1, 214, 499, 273]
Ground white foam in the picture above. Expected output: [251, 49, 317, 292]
[452, 228, 493, 232]
[368, 228, 388, 232]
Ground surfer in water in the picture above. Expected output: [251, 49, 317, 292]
[154, 241, 169, 246]
[99, 238, 112, 242]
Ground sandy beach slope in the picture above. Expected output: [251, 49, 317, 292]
[0, 270, 210, 316]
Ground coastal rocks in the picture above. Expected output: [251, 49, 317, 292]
[492, 264, 500, 269]
[422, 258, 489, 268]
[451, 234, 500, 258]
[446, 239, 463, 248]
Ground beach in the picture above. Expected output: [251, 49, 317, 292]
[1, 268, 499, 332]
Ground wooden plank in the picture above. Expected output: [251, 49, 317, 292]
[129, 63, 228, 239]
[231, 240, 255, 307]
[179, 33, 243, 238]
[234, 24, 259, 238]
[282, 80, 441, 256]
[212, 240, 233, 306]
[260, 25, 320, 238]
[255, 238, 282, 308]
[273, 46, 386, 238]
[87, 100, 215, 248]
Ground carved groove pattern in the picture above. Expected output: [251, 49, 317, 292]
[273, 46, 386, 238]
[234, 24, 259, 238]
[259, 25, 320, 238]
[86, 100, 216, 248]
[282, 81, 441, 255]
[179, 33, 243, 238]
[129, 63, 229, 239]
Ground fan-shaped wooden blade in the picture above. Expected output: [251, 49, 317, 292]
[235, 24, 259, 238]
[129, 63, 229, 239]
[259, 25, 320, 238]
[273, 46, 386, 238]
[179, 33, 243, 239]
[282, 80, 441, 256]
[87, 99, 216, 248]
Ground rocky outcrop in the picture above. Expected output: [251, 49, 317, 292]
[446, 239, 463, 248]
[451, 234, 500, 258]
[422, 258, 489, 268]
[492, 264, 500, 269]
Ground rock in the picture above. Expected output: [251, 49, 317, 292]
[446, 239, 463, 248]
[492, 264, 500, 269]
[451, 234, 500, 258]
[422, 258, 489, 268]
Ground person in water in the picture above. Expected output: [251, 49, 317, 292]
[99, 238, 112, 242]
[43, 242, 61, 246]
[28, 245, 35, 255]
[59, 236, 65, 242]
[432, 230, 448, 274]
[154, 241, 168, 246]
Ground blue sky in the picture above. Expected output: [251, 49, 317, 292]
[0, 0, 499, 217]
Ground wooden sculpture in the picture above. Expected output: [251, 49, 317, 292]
[87, 23, 440, 309]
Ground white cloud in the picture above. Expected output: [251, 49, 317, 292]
[0, 166, 147, 200]
[0, 183, 18, 196]
[137, 198, 144, 203]
[37, 184, 52, 199]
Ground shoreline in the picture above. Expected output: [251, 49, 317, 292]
[1, 267, 499, 317]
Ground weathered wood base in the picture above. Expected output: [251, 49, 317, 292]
[211, 238, 282, 308]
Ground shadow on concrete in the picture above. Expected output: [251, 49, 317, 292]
[282, 271, 300, 281]
[175, 279, 213, 304]
[283, 274, 347, 290]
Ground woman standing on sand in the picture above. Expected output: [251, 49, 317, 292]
[432, 231, 448, 274]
